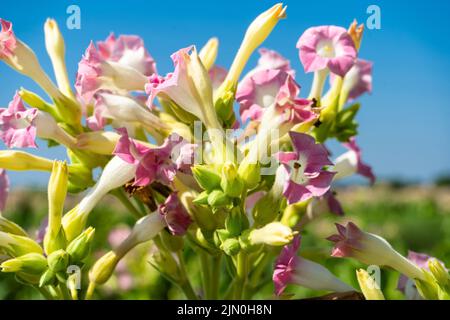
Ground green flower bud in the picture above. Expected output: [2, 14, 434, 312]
[225, 207, 249, 237]
[193, 191, 209, 206]
[192, 165, 221, 191]
[220, 162, 244, 198]
[0, 216, 28, 237]
[66, 227, 95, 263]
[252, 193, 282, 226]
[1, 253, 47, 275]
[0, 232, 43, 257]
[39, 269, 56, 287]
[220, 238, 241, 256]
[429, 259, 450, 288]
[207, 190, 231, 208]
[237, 162, 260, 190]
[47, 249, 69, 273]
[214, 90, 235, 125]
[89, 251, 119, 285]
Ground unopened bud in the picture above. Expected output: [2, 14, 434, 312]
[47, 249, 69, 273]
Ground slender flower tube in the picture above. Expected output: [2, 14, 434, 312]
[62, 156, 137, 241]
[43, 161, 68, 254]
[327, 222, 425, 281]
[87, 91, 169, 132]
[0, 19, 64, 101]
[275, 132, 335, 204]
[248, 222, 297, 246]
[44, 19, 74, 99]
[333, 137, 375, 184]
[0, 150, 53, 171]
[0, 169, 9, 212]
[199, 37, 219, 71]
[273, 236, 353, 295]
[114, 128, 196, 187]
[0, 93, 76, 148]
[76, 131, 121, 155]
[216, 3, 287, 98]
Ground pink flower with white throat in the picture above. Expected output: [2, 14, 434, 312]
[113, 128, 196, 187]
[0, 92, 37, 148]
[0, 92, 76, 149]
[76, 41, 148, 104]
[257, 48, 294, 75]
[273, 236, 353, 295]
[97, 33, 156, 76]
[297, 26, 357, 77]
[158, 193, 193, 236]
[333, 59, 373, 101]
[0, 19, 16, 59]
[275, 132, 335, 205]
[333, 137, 375, 184]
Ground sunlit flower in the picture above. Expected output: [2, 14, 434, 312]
[331, 59, 372, 102]
[0, 92, 76, 148]
[0, 19, 16, 59]
[249, 222, 296, 246]
[273, 236, 353, 295]
[297, 25, 357, 77]
[333, 137, 375, 184]
[76, 41, 148, 104]
[275, 132, 335, 204]
[114, 128, 196, 187]
[97, 33, 156, 76]
[158, 193, 193, 236]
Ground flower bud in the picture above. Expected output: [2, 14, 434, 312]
[18, 87, 56, 117]
[221, 162, 244, 198]
[1, 253, 47, 275]
[44, 19, 74, 99]
[47, 249, 69, 273]
[216, 3, 287, 98]
[89, 251, 120, 285]
[192, 165, 221, 191]
[237, 162, 261, 190]
[428, 259, 450, 287]
[199, 37, 219, 71]
[0, 216, 27, 236]
[39, 269, 56, 287]
[220, 238, 241, 256]
[207, 190, 231, 208]
[248, 222, 296, 246]
[356, 269, 385, 300]
[44, 161, 68, 254]
[66, 227, 95, 263]
[0, 232, 43, 257]
[225, 207, 248, 237]
[76, 131, 121, 155]
[180, 191, 216, 231]
[0, 151, 53, 172]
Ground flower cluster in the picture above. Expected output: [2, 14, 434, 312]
[0, 4, 447, 301]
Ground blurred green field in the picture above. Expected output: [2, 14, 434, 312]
[1, 184, 449, 300]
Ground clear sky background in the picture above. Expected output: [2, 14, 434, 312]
[1, 0, 449, 186]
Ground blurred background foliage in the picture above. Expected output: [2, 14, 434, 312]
[1, 178, 449, 300]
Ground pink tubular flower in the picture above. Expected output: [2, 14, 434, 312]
[0, 19, 16, 59]
[97, 33, 156, 76]
[275, 132, 335, 205]
[0, 169, 9, 212]
[327, 222, 425, 281]
[308, 190, 344, 218]
[334, 137, 375, 184]
[236, 69, 316, 124]
[113, 128, 196, 187]
[158, 193, 192, 236]
[76, 41, 148, 105]
[273, 236, 353, 295]
[257, 48, 294, 75]
[0, 92, 38, 148]
[331, 59, 372, 101]
[296, 26, 357, 77]
[209, 65, 227, 94]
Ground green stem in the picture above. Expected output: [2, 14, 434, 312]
[200, 253, 212, 299]
[210, 255, 222, 300]
[59, 282, 72, 300]
[233, 252, 248, 300]
[177, 251, 198, 300]
[36, 286, 54, 300]
[111, 189, 143, 219]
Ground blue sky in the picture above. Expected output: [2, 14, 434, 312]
[1, 0, 449, 186]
